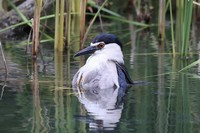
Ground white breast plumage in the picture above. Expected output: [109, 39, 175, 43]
[73, 53, 119, 90]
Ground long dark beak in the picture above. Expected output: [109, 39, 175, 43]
[74, 46, 98, 57]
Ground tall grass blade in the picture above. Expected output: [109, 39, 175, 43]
[169, 0, 175, 56]
[87, 13, 151, 27]
[179, 59, 200, 72]
[0, 12, 150, 34]
[87, 2, 122, 17]
[176, 0, 183, 53]
[7, 0, 30, 26]
[177, 0, 193, 57]
[0, 14, 55, 35]
[182, 0, 193, 57]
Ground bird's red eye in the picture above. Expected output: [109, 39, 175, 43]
[97, 43, 105, 49]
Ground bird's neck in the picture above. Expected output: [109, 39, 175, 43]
[87, 49, 124, 65]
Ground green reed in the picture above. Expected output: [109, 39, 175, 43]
[161, 0, 194, 57]
[65, 0, 71, 48]
[176, 0, 193, 57]
[54, 0, 65, 51]
[7, 0, 30, 26]
[3, 0, 196, 59]
[80, 0, 87, 46]
[169, 0, 175, 56]
[181, 0, 193, 57]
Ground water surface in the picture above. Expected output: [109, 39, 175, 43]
[0, 25, 200, 133]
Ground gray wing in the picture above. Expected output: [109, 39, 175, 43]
[114, 61, 135, 106]
[115, 61, 147, 106]
[114, 61, 133, 85]
[115, 61, 148, 85]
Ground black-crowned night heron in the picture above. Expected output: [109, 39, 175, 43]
[72, 33, 134, 101]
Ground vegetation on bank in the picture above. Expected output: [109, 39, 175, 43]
[0, 0, 200, 70]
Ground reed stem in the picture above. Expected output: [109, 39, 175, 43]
[169, 0, 175, 56]
[158, 0, 165, 39]
[54, 0, 65, 51]
[0, 42, 8, 74]
[65, 0, 71, 48]
[81, 0, 108, 48]
[182, 0, 193, 57]
[80, 0, 87, 46]
[32, 0, 43, 58]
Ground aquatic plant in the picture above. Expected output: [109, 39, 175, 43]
[0, 42, 8, 74]
[32, 0, 43, 58]
[54, 0, 65, 51]
[177, 0, 193, 57]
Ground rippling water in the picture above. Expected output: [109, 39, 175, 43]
[1, 26, 200, 133]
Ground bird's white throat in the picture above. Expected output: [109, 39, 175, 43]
[87, 43, 124, 65]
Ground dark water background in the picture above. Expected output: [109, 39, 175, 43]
[1, 20, 200, 133]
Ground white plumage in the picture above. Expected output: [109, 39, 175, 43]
[72, 43, 123, 90]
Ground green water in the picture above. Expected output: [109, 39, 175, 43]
[1, 24, 200, 133]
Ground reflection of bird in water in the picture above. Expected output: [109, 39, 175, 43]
[74, 87, 123, 130]
[72, 33, 135, 130]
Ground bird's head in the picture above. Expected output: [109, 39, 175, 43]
[74, 33, 123, 62]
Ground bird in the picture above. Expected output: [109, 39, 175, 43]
[72, 33, 134, 103]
